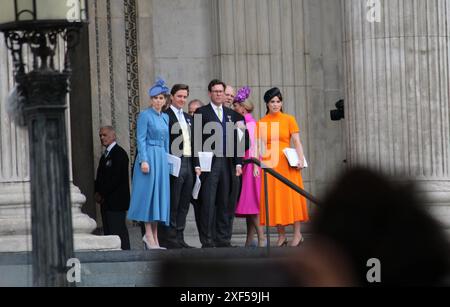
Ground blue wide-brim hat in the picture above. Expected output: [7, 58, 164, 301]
[148, 77, 170, 97]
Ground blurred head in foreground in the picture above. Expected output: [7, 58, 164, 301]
[310, 167, 450, 286]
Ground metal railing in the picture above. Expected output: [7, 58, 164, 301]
[243, 158, 320, 254]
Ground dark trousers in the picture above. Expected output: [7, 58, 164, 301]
[191, 198, 202, 237]
[101, 207, 130, 250]
[199, 158, 231, 246]
[159, 157, 194, 247]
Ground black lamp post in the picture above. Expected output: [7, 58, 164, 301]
[0, 0, 87, 287]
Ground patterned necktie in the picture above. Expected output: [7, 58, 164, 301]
[217, 106, 223, 121]
[104, 149, 109, 158]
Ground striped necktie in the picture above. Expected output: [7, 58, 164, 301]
[217, 106, 223, 121]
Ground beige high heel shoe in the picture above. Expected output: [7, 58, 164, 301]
[277, 238, 288, 247]
[291, 236, 305, 247]
[143, 236, 165, 250]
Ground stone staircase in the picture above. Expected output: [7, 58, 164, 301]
[130, 209, 313, 250]
[0, 246, 306, 287]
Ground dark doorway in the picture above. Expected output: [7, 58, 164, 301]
[69, 24, 97, 221]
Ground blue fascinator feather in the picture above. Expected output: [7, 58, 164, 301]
[148, 77, 170, 97]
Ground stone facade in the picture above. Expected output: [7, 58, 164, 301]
[0, 33, 120, 252]
[88, 0, 346, 201]
[85, 0, 346, 236]
[342, 0, 450, 229]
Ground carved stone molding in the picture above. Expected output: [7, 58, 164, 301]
[124, 0, 140, 164]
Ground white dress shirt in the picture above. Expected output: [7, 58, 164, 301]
[105, 142, 117, 158]
[170, 105, 192, 157]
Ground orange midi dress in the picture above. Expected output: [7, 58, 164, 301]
[257, 112, 309, 226]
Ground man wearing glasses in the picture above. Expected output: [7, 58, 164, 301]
[193, 79, 248, 248]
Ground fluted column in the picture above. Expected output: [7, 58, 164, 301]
[212, 0, 347, 197]
[342, 0, 450, 228]
[212, 0, 310, 119]
[0, 33, 120, 252]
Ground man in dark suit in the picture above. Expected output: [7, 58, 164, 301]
[224, 85, 246, 245]
[95, 126, 131, 250]
[158, 84, 196, 249]
[193, 79, 248, 248]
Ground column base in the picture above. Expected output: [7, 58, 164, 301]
[0, 234, 121, 253]
[414, 180, 450, 230]
[0, 182, 122, 252]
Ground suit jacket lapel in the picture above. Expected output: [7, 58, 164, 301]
[166, 108, 176, 124]
[183, 112, 193, 139]
[100, 155, 106, 167]
[208, 103, 222, 123]
[223, 107, 231, 124]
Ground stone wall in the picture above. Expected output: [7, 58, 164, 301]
[87, 0, 346, 231]
[0, 25, 120, 253]
[341, 0, 450, 229]
[89, 0, 346, 201]
[210, 0, 346, 200]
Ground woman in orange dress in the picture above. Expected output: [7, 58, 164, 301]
[254, 87, 309, 247]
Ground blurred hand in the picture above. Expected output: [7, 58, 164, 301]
[94, 192, 103, 204]
[253, 166, 260, 177]
[141, 162, 150, 174]
[236, 166, 243, 177]
[236, 121, 246, 130]
[297, 158, 305, 170]
[195, 168, 202, 177]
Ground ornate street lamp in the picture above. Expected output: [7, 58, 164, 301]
[0, 1, 87, 287]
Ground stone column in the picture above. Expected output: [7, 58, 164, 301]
[211, 0, 312, 187]
[0, 34, 120, 253]
[212, 0, 310, 119]
[211, 0, 347, 203]
[342, 0, 450, 228]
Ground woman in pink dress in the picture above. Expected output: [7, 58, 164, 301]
[233, 87, 266, 247]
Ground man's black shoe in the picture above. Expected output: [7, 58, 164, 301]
[179, 240, 195, 249]
[214, 242, 237, 248]
[161, 240, 183, 249]
[201, 242, 215, 248]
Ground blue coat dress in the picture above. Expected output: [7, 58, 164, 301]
[128, 108, 170, 225]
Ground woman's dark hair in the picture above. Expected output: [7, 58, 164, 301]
[265, 94, 284, 115]
[171, 84, 190, 96]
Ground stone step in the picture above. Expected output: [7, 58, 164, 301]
[0, 248, 308, 287]
[183, 203, 315, 234]
[128, 224, 312, 250]
[0, 234, 121, 253]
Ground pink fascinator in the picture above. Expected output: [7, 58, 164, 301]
[234, 86, 251, 103]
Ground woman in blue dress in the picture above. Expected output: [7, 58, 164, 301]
[128, 78, 171, 250]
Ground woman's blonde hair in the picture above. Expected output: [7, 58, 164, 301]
[240, 100, 254, 113]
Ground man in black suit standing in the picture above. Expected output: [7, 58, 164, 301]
[95, 126, 131, 250]
[159, 84, 196, 249]
[194, 79, 248, 248]
[224, 85, 246, 245]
